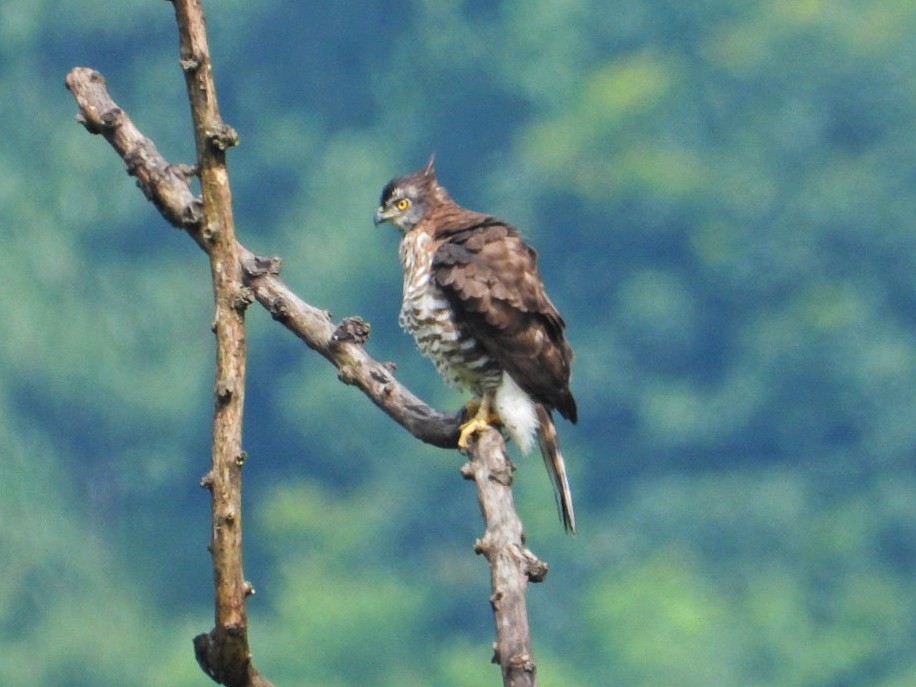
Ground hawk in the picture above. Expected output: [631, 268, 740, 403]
[374, 158, 578, 533]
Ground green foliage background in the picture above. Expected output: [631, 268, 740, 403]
[3, 1, 916, 685]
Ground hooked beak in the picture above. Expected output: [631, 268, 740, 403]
[373, 207, 392, 226]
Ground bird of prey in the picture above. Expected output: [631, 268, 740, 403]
[374, 158, 578, 533]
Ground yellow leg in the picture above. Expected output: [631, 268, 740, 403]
[458, 395, 501, 448]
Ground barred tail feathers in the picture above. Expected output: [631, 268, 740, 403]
[535, 404, 576, 534]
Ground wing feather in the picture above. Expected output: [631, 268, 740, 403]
[432, 221, 577, 422]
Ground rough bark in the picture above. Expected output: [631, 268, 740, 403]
[62, 68, 463, 449]
[164, 1, 264, 685]
[463, 430, 547, 687]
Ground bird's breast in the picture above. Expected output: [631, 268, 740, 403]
[398, 232, 500, 393]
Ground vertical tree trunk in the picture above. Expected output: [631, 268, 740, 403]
[170, 2, 267, 685]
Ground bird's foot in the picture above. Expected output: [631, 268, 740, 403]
[458, 399, 502, 449]
[458, 416, 492, 449]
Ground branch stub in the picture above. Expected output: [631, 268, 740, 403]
[206, 124, 239, 151]
[332, 316, 371, 345]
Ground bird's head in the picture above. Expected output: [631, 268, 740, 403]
[374, 155, 443, 233]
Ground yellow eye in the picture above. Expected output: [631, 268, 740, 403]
[395, 198, 411, 211]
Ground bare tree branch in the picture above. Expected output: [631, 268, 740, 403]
[63, 66, 463, 449]
[66, 9, 549, 683]
[463, 430, 547, 687]
[241, 253, 464, 448]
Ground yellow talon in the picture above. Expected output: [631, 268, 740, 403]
[458, 416, 492, 448]
[457, 396, 501, 448]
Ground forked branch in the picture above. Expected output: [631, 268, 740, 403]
[66, 7, 547, 683]
[63, 67, 462, 449]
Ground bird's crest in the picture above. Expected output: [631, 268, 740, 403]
[423, 153, 436, 179]
[381, 154, 439, 205]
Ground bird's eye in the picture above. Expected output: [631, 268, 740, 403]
[395, 198, 411, 211]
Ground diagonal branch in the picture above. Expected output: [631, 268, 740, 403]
[64, 65, 462, 450]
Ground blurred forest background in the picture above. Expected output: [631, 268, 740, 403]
[3, 1, 916, 685]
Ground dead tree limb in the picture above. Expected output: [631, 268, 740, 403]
[165, 1, 268, 686]
[66, 9, 548, 684]
[463, 429, 547, 687]
[62, 67, 462, 449]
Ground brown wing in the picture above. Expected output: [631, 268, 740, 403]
[432, 220, 577, 423]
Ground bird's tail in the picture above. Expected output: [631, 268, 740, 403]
[535, 405, 576, 534]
